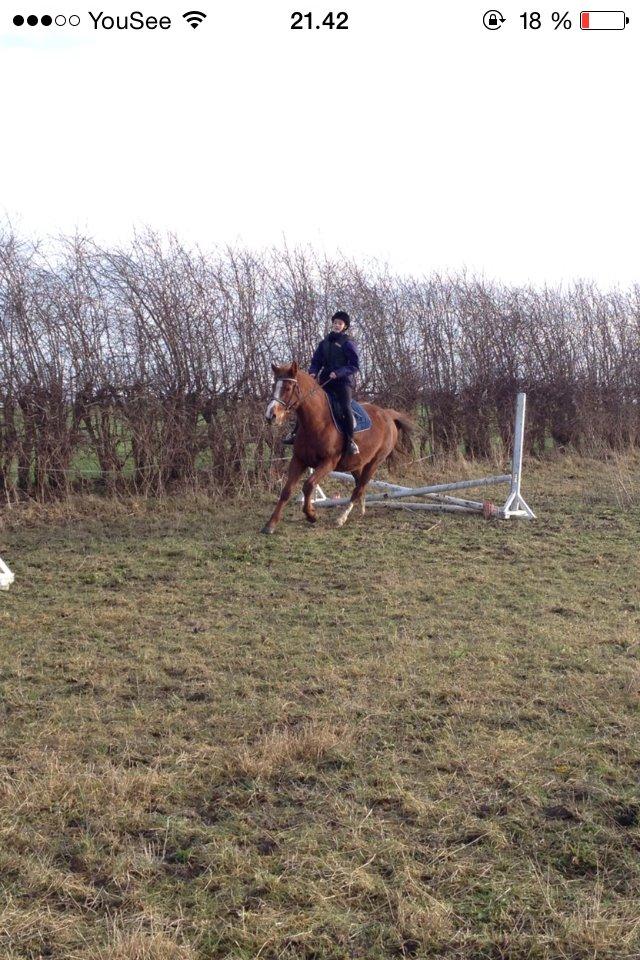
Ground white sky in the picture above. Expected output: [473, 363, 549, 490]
[1, 2, 638, 286]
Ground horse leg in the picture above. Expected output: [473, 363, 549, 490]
[337, 458, 381, 526]
[349, 470, 366, 517]
[262, 455, 306, 534]
[302, 459, 338, 524]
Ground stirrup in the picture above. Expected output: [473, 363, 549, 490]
[282, 432, 296, 445]
[347, 439, 359, 455]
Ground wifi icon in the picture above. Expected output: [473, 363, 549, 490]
[183, 10, 207, 29]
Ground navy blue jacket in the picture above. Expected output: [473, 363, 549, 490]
[309, 333, 360, 386]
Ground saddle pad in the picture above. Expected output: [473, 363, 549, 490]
[327, 396, 372, 435]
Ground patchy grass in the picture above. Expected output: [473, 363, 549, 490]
[1, 454, 639, 959]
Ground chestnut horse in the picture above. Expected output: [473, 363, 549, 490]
[262, 363, 413, 534]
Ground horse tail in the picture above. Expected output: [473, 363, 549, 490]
[386, 409, 416, 466]
[389, 410, 415, 439]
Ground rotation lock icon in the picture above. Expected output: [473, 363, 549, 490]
[483, 10, 506, 30]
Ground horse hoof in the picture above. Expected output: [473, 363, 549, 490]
[261, 524, 276, 535]
[304, 513, 317, 524]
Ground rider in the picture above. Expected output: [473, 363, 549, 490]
[283, 310, 361, 456]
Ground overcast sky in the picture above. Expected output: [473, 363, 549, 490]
[1, 2, 638, 286]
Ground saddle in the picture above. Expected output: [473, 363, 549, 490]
[326, 396, 372, 436]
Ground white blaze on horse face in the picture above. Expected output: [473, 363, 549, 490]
[265, 379, 283, 422]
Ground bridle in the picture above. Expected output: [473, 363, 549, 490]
[269, 374, 330, 413]
[269, 377, 300, 413]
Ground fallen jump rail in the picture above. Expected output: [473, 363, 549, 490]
[310, 392, 535, 519]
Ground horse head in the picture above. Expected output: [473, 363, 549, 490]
[265, 362, 299, 424]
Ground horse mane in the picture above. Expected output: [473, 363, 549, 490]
[295, 368, 316, 387]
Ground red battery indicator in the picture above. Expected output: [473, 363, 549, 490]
[580, 11, 629, 29]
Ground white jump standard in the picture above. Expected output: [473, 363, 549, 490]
[309, 392, 535, 520]
[0, 556, 15, 591]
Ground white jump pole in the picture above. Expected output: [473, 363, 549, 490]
[308, 392, 536, 520]
[501, 392, 535, 519]
[0, 556, 15, 591]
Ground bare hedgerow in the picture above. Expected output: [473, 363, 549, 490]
[1, 224, 639, 502]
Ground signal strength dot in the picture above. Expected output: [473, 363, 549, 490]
[183, 10, 207, 29]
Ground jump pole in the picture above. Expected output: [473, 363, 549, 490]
[0, 556, 15, 591]
[308, 392, 536, 520]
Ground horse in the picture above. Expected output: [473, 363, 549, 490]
[262, 362, 414, 534]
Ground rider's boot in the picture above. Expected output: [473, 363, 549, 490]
[346, 411, 359, 455]
[346, 437, 360, 456]
[282, 423, 298, 445]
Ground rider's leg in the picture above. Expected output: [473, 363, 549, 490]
[334, 381, 359, 455]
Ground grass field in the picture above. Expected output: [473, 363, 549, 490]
[1, 455, 639, 960]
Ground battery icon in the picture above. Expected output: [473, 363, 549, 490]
[580, 11, 629, 29]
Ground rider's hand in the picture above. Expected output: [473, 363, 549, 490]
[329, 372, 337, 380]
